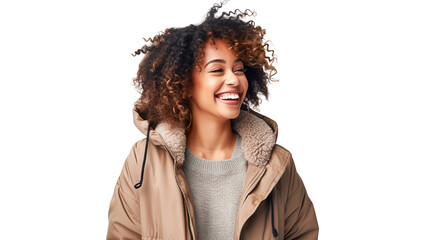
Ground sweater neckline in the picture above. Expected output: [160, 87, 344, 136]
[184, 133, 247, 173]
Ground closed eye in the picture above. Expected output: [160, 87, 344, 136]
[234, 68, 247, 74]
[210, 69, 224, 73]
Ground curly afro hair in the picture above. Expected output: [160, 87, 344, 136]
[132, 1, 277, 132]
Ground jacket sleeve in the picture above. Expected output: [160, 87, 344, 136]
[283, 154, 319, 240]
[107, 142, 142, 240]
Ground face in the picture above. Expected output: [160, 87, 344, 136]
[189, 38, 249, 121]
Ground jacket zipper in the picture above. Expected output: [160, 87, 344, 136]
[165, 147, 194, 240]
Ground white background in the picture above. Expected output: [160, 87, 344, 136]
[1, 0, 427, 239]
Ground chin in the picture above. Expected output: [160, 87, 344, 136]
[221, 109, 241, 120]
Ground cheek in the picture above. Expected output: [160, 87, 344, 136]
[199, 75, 221, 91]
[192, 74, 218, 98]
[241, 77, 249, 93]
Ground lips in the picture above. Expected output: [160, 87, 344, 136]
[215, 91, 241, 99]
[215, 91, 241, 106]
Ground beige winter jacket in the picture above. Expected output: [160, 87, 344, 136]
[107, 105, 319, 240]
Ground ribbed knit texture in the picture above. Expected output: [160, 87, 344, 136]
[183, 133, 248, 240]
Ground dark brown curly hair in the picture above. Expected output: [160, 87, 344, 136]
[132, 1, 277, 132]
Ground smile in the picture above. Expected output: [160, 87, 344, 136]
[218, 93, 239, 100]
[215, 94, 240, 105]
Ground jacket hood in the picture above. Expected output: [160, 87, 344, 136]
[132, 105, 279, 167]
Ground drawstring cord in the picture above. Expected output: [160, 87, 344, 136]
[270, 191, 278, 238]
[134, 125, 150, 189]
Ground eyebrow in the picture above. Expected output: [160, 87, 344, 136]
[204, 59, 243, 68]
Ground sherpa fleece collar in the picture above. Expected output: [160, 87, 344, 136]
[132, 105, 278, 166]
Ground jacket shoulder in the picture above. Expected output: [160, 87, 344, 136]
[270, 144, 302, 195]
[272, 144, 292, 157]
[129, 137, 158, 161]
[270, 144, 293, 168]
[124, 138, 147, 166]
[116, 138, 151, 189]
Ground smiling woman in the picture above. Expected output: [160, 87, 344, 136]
[130, 4, 276, 132]
[187, 38, 249, 160]
[107, 1, 318, 240]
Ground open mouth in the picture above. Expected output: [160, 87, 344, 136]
[215, 93, 240, 105]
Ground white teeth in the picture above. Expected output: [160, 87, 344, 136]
[218, 93, 239, 100]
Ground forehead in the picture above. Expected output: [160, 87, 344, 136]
[202, 39, 239, 62]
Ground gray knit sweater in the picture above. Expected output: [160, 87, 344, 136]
[183, 133, 248, 240]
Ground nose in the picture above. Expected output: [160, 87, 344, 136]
[225, 70, 239, 86]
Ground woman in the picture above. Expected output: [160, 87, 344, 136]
[107, 2, 318, 239]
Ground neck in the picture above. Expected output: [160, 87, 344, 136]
[186, 114, 237, 160]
